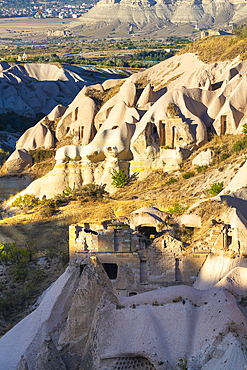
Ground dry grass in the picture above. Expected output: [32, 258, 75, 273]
[102, 81, 124, 104]
[179, 35, 247, 64]
[0, 162, 8, 177]
[155, 73, 184, 91]
[24, 156, 56, 180]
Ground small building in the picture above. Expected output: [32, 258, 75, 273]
[69, 215, 209, 296]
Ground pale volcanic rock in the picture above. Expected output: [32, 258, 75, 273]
[16, 122, 55, 151]
[0, 266, 79, 370]
[0, 175, 32, 202]
[95, 101, 139, 131]
[102, 78, 123, 90]
[220, 160, 247, 195]
[56, 91, 97, 145]
[136, 83, 166, 109]
[44, 104, 67, 121]
[194, 254, 247, 290]
[17, 356, 29, 370]
[58, 257, 119, 355]
[0, 62, 124, 118]
[8, 161, 83, 200]
[6, 149, 32, 174]
[35, 338, 66, 370]
[2, 256, 247, 370]
[214, 267, 247, 296]
[192, 149, 213, 166]
[94, 81, 136, 127]
[94, 285, 247, 369]
[70, 0, 243, 38]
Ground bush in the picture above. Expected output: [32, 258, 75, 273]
[80, 183, 109, 199]
[28, 149, 55, 164]
[39, 199, 57, 218]
[12, 194, 40, 209]
[167, 102, 179, 117]
[210, 182, 224, 195]
[232, 138, 247, 152]
[183, 171, 195, 179]
[196, 165, 208, 173]
[111, 169, 129, 188]
[166, 177, 177, 185]
[0, 148, 9, 161]
[167, 202, 188, 215]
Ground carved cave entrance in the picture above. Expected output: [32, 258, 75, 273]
[159, 121, 175, 148]
[220, 115, 227, 135]
[137, 226, 157, 238]
[103, 263, 118, 280]
[175, 258, 182, 282]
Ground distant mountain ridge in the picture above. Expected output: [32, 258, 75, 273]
[70, 0, 247, 37]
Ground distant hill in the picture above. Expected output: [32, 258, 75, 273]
[69, 0, 247, 38]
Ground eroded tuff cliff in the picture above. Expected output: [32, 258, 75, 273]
[69, 0, 246, 37]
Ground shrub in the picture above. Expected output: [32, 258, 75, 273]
[28, 148, 54, 164]
[196, 165, 208, 173]
[12, 194, 40, 209]
[177, 358, 188, 370]
[183, 171, 195, 179]
[63, 184, 73, 197]
[232, 139, 247, 152]
[210, 181, 224, 195]
[80, 183, 109, 199]
[243, 123, 247, 136]
[167, 202, 188, 215]
[220, 153, 230, 162]
[39, 200, 57, 218]
[166, 177, 177, 185]
[167, 102, 179, 117]
[111, 169, 129, 188]
[0, 148, 9, 161]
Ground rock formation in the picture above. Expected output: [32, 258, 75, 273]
[0, 62, 124, 118]
[1, 255, 247, 369]
[69, 0, 245, 37]
[9, 52, 247, 199]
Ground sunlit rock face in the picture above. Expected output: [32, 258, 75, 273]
[1, 257, 247, 370]
[71, 0, 247, 36]
[8, 53, 247, 199]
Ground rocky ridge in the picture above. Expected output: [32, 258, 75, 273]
[68, 0, 247, 38]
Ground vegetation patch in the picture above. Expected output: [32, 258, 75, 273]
[179, 34, 247, 63]
[167, 102, 179, 117]
[183, 171, 195, 179]
[111, 169, 129, 188]
[28, 148, 55, 164]
[209, 182, 224, 195]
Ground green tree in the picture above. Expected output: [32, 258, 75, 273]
[111, 169, 129, 188]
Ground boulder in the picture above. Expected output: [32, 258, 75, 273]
[192, 149, 213, 167]
[6, 149, 32, 174]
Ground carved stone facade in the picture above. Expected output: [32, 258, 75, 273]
[69, 222, 209, 296]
